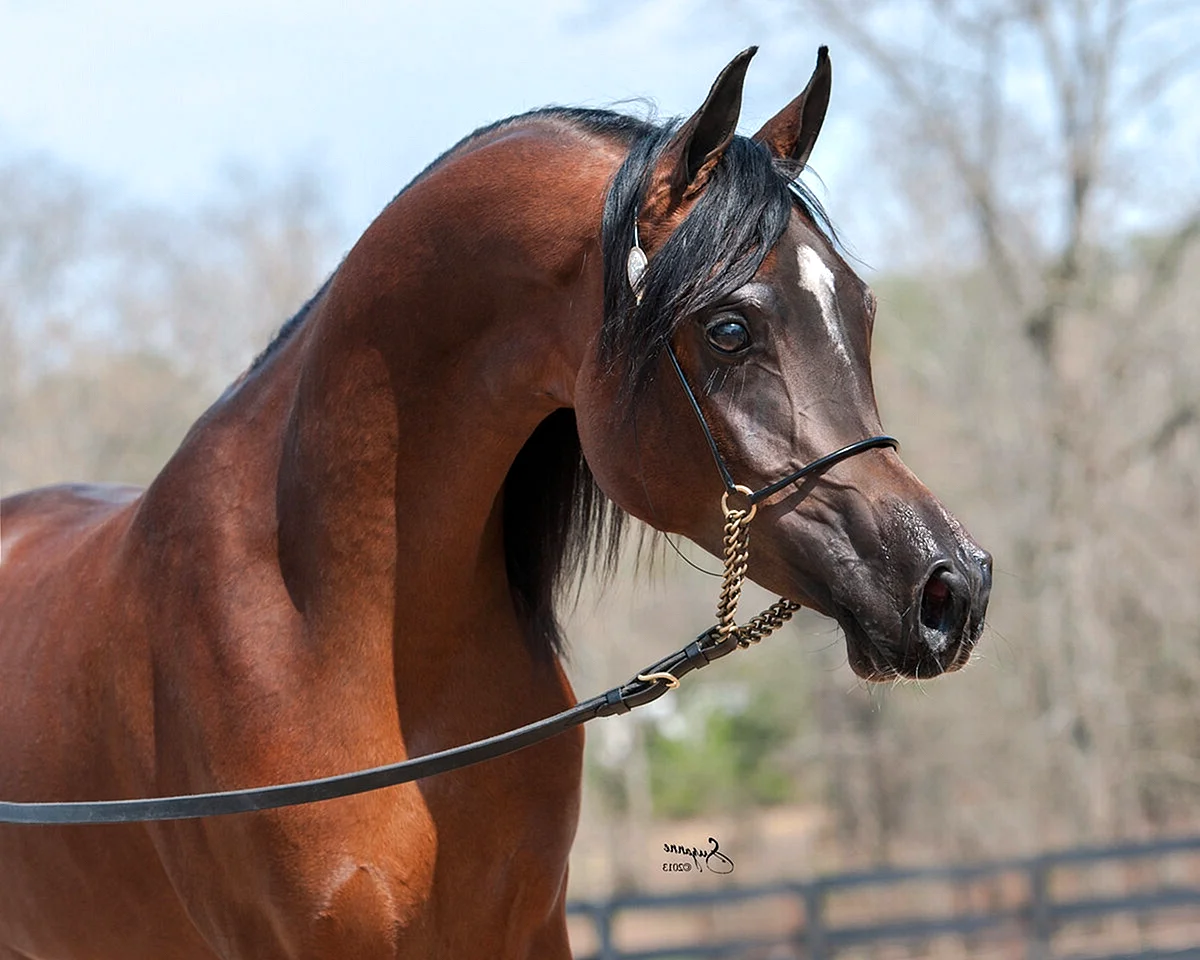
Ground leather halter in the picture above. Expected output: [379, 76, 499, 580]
[666, 345, 898, 506]
[657, 179, 898, 506]
[0, 179, 899, 825]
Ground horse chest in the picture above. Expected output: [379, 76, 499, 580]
[172, 728, 582, 957]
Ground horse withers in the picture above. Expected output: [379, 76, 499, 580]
[0, 48, 990, 960]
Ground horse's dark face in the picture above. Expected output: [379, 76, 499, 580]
[675, 214, 990, 680]
[573, 48, 992, 681]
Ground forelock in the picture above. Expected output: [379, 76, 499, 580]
[597, 128, 831, 399]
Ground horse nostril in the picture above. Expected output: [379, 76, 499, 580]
[918, 564, 974, 658]
[903, 552, 988, 675]
[920, 567, 956, 635]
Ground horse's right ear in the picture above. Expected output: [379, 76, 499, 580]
[648, 47, 757, 211]
[752, 46, 831, 168]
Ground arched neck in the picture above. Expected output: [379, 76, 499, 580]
[272, 125, 618, 658]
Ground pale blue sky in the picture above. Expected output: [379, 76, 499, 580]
[0, 0, 865, 248]
[4, 1, 1193, 270]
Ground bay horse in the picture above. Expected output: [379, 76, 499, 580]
[0, 48, 991, 959]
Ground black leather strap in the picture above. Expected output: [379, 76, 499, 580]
[0, 628, 737, 824]
[665, 344, 898, 505]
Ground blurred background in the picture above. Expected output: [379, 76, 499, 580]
[3, 1, 1199, 956]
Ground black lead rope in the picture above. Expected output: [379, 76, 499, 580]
[0, 627, 743, 824]
[0, 369, 897, 825]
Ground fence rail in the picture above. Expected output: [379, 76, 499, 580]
[567, 835, 1200, 959]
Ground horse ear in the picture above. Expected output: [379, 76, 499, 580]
[658, 47, 757, 201]
[752, 46, 831, 168]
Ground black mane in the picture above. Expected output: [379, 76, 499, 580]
[246, 274, 335, 375]
[243, 105, 833, 660]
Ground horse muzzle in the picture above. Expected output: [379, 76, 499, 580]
[840, 543, 992, 682]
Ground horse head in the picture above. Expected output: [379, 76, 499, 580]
[574, 48, 992, 681]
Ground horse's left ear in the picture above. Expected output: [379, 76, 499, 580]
[656, 47, 757, 203]
[752, 46, 831, 168]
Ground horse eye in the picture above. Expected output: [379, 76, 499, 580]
[705, 318, 750, 354]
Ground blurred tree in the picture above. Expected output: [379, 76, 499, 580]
[644, 684, 796, 818]
[0, 152, 335, 492]
[783, 0, 1200, 857]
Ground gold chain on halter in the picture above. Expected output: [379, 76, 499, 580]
[716, 485, 802, 649]
[637, 486, 801, 688]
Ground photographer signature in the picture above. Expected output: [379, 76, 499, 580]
[661, 837, 734, 875]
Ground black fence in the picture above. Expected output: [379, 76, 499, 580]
[567, 835, 1200, 960]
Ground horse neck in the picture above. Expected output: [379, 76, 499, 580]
[275, 126, 618, 665]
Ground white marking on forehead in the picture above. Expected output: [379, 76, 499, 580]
[796, 245, 851, 365]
